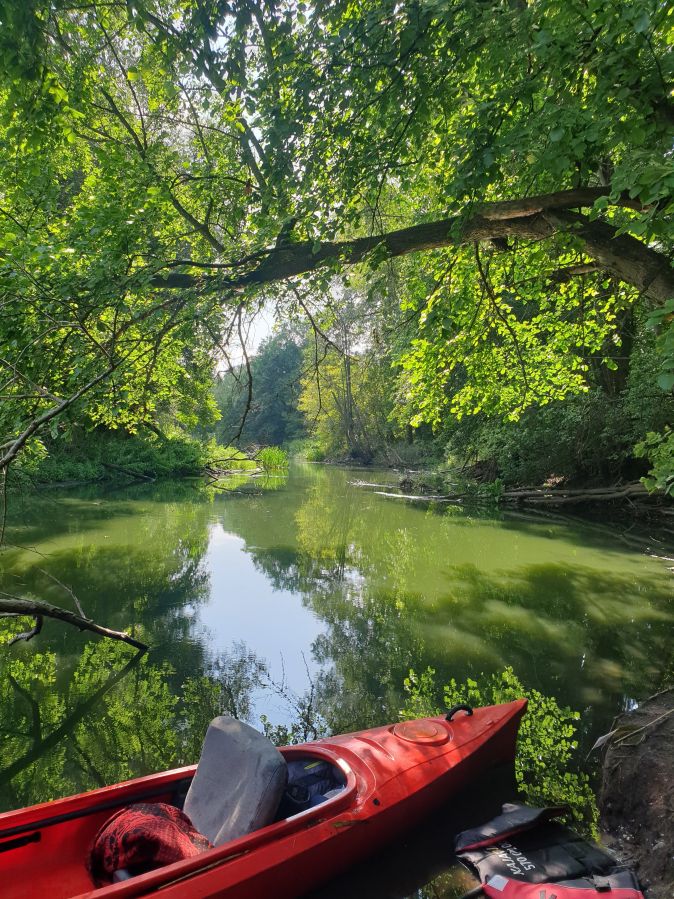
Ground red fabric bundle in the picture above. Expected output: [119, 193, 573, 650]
[89, 802, 213, 886]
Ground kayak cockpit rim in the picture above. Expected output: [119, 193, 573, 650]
[0, 769, 196, 843]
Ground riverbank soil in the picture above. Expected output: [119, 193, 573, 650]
[599, 688, 674, 899]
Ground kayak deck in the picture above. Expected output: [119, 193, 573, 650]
[0, 702, 527, 899]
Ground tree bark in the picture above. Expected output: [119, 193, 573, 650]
[151, 187, 674, 304]
[0, 596, 148, 650]
[500, 482, 651, 504]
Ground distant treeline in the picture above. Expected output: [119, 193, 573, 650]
[207, 293, 674, 489]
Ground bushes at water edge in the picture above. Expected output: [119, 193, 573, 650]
[10, 430, 262, 485]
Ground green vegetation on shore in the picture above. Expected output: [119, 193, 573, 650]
[208, 314, 674, 493]
[0, 618, 596, 836]
[10, 428, 287, 487]
[401, 667, 598, 835]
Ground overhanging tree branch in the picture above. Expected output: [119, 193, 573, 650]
[0, 363, 118, 471]
[150, 187, 674, 303]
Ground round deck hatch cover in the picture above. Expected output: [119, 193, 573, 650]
[392, 720, 450, 745]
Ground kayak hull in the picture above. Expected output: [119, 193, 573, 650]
[0, 700, 526, 899]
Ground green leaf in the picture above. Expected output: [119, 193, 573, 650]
[657, 372, 674, 391]
[634, 12, 650, 33]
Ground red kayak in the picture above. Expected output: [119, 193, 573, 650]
[0, 700, 526, 899]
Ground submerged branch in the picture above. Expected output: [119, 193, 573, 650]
[0, 594, 148, 650]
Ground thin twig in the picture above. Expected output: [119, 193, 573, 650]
[36, 568, 86, 618]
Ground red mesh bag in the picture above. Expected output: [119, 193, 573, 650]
[89, 802, 213, 886]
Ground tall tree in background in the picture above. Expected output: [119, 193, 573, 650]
[0, 0, 672, 475]
[213, 328, 305, 446]
[299, 283, 401, 461]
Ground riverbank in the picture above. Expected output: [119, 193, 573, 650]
[8, 432, 287, 489]
[388, 467, 673, 517]
[599, 688, 674, 898]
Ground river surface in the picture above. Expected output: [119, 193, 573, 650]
[1, 463, 672, 895]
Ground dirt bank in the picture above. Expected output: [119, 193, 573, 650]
[599, 688, 674, 898]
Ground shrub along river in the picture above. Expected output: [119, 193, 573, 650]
[1, 463, 672, 896]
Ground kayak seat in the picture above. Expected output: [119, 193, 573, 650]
[183, 715, 288, 846]
[275, 758, 346, 819]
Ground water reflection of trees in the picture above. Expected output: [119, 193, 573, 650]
[2, 468, 672, 814]
[232, 469, 674, 738]
[0, 489, 216, 686]
[0, 635, 271, 812]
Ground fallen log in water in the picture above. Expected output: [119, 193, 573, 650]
[356, 474, 667, 512]
[101, 460, 155, 481]
[373, 490, 462, 503]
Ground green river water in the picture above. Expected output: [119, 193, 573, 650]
[1, 463, 672, 896]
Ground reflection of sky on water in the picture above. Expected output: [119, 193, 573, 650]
[198, 522, 324, 721]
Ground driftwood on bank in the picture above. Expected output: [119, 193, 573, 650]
[0, 593, 148, 650]
[374, 490, 461, 503]
[101, 461, 155, 481]
[499, 482, 651, 506]
[371, 476, 669, 513]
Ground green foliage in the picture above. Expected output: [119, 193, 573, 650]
[284, 437, 324, 461]
[256, 446, 288, 470]
[1, 0, 673, 482]
[212, 330, 306, 448]
[635, 428, 674, 495]
[205, 444, 259, 472]
[443, 323, 674, 486]
[299, 285, 401, 462]
[644, 298, 674, 409]
[11, 431, 214, 484]
[396, 244, 630, 428]
[305, 443, 327, 462]
[401, 667, 599, 836]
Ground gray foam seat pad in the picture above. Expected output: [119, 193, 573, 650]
[183, 716, 288, 846]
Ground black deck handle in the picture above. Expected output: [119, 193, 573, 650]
[445, 703, 473, 721]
